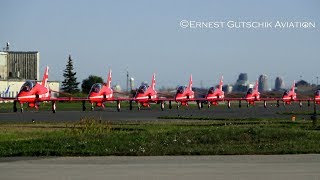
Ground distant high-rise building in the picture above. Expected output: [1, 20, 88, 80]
[258, 74, 268, 92]
[274, 77, 284, 91]
[222, 84, 233, 93]
[234, 73, 249, 92]
[238, 73, 248, 82]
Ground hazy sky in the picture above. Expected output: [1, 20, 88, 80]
[1, 0, 319, 89]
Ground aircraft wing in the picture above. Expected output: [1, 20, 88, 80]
[223, 97, 247, 101]
[45, 97, 135, 102]
[157, 92, 175, 98]
[295, 98, 314, 101]
[46, 97, 89, 101]
[223, 97, 279, 101]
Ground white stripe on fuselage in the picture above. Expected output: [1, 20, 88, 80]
[136, 95, 157, 100]
[89, 94, 113, 99]
[18, 93, 50, 100]
[18, 95, 36, 99]
[207, 96, 218, 99]
[283, 97, 295, 100]
[176, 95, 194, 100]
[246, 96, 256, 100]
[207, 96, 224, 100]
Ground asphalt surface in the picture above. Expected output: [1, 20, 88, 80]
[0, 155, 320, 180]
[0, 103, 317, 122]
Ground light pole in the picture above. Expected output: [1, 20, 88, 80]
[317, 76, 319, 86]
[126, 70, 129, 93]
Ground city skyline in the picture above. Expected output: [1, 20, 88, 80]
[1, 0, 319, 88]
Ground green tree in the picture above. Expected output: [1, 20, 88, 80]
[81, 75, 104, 94]
[62, 55, 80, 93]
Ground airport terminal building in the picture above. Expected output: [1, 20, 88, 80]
[0, 50, 59, 98]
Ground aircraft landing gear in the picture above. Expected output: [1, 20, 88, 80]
[197, 101, 202, 110]
[238, 100, 242, 108]
[117, 101, 121, 112]
[276, 100, 280, 107]
[129, 100, 133, 110]
[91, 103, 94, 111]
[20, 103, 24, 113]
[34, 103, 39, 111]
[52, 101, 56, 113]
[169, 101, 172, 109]
[82, 100, 86, 111]
[13, 100, 18, 112]
[160, 102, 164, 111]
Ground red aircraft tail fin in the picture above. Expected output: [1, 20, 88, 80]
[291, 80, 295, 92]
[41, 66, 49, 87]
[187, 74, 193, 90]
[219, 76, 223, 90]
[106, 69, 112, 88]
[151, 73, 156, 90]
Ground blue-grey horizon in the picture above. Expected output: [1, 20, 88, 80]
[1, 0, 319, 89]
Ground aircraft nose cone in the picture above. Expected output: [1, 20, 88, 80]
[175, 94, 184, 100]
[135, 93, 144, 99]
[88, 92, 99, 99]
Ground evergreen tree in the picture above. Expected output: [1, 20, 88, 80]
[62, 55, 80, 93]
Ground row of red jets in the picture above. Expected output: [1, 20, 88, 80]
[1, 66, 319, 113]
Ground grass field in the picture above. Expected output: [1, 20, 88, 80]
[0, 116, 319, 156]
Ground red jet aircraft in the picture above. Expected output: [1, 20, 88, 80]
[277, 81, 299, 106]
[205, 76, 225, 108]
[243, 80, 262, 107]
[132, 74, 165, 110]
[173, 75, 195, 109]
[12, 66, 60, 113]
[84, 69, 122, 111]
[223, 80, 271, 108]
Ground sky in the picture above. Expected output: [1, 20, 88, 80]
[1, 0, 319, 89]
